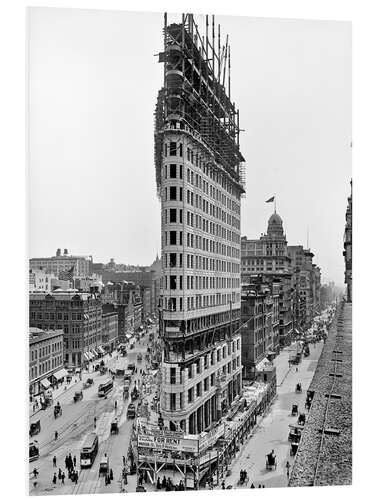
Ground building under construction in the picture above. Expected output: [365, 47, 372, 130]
[155, 11, 246, 432]
[136, 12, 251, 488]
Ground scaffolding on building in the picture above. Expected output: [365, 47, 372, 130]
[134, 380, 276, 489]
[154, 13, 246, 198]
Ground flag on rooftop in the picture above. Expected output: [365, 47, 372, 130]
[266, 196, 275, 203]
[59, 266, 75, 281]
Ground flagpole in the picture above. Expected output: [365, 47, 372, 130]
[274, 194, 276, 214]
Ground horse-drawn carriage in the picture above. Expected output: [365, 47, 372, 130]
[266, 452, 277, 470]
[110, 418, 119, 435]
[83, 378, 94, 389]
[131, 387, 139, 401]
[99, 455, 109, 477]
[297, 413, 306, 426]
[40, 397, 52, 410]
[291, 404, 298, 416]
[237, 470, 249, 486]
[73, 390, 83, 403]
[295, 383, 302, 393]
[126, 403, 136, 419]
[54, 403, 62, 418]
[123, 385, 129, 400]
[29, 420, 41, 437]
[288, 424, 303, 443]
[290, 441, 299, 456]
[100, 366, 107, 375]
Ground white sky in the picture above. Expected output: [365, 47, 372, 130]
[28, 8, 351, 285]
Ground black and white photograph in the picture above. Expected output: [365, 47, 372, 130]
[26, 5, 352, 496]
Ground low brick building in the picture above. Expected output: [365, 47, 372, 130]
[29, 327, 64, 396]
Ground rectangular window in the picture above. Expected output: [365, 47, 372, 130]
[188, 387, 194, 403]
[170, 164, 177, 178]
[170, 231, 177, 245]
[170, 186, 177, 200]
[204, 377, 209, 391]
[196, 382, 202, 397]
[170, 276, 177, 290]
[170, 142, 177, 156]
[170, 393, 176, 410]
[169, 253, 177, 267]
[170, 367, 176, 384]
[170, 208, 177, 223]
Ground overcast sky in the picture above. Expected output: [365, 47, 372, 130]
[28, 8, 351, 285]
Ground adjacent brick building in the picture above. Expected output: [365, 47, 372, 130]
[29, 327, 64, 396]
[29, 290, 102, 368]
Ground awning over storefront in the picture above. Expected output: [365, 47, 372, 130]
[91, 349, 98, 357]
[84, 352, 90, 361]
[40, 378, 50, 389]
[125, 333, 132, 340]
[98, 346, 105, 354]
[53, 368, 68, 380]
[294, 329, 301, 335]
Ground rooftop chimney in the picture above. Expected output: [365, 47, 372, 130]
[56, 248, 61, 256]
[64, 249, 68, 255]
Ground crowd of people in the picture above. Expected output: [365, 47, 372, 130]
[156, 475, 185, 491]
[49, 452, 79, 487]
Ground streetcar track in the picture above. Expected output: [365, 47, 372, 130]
[71, 383, 126, 494]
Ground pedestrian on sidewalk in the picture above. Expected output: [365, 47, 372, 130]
[65, 456, 68, 469]
[52, 473, 57, 485]
[54, 430, 58, 441]
[286, 460, 290, 478]
[33, 468, 38, 479]
[122, 456, 126, 466]
[61, 472, 65, 484]
[73, 455, 76, 467]
[52, 455, 57, 467]
[58, 468, 62, 480]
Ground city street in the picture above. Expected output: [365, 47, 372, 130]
[29, 326, 158, 495]
[220, 340, 324, 489]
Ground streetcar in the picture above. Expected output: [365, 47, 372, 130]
[98, 378, 113, 397]
[80, 433, 99, 468]
[29, 442, 39, 462]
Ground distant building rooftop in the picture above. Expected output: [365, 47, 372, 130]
[29, 327, 63, 345]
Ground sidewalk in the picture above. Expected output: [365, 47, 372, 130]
[29, 352, 115, 419]
[220, 341, 324, 489]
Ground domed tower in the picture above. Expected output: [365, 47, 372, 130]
[267, 212, 285, 238]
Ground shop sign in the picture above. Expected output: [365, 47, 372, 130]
[138, 433, 198, 453]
